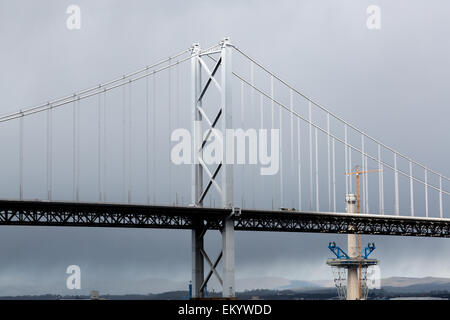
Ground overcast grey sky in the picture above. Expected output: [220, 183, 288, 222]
[0, 0, 450, 296]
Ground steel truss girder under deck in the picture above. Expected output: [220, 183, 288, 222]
[0, 200, 450, 238]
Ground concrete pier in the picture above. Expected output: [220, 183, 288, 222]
[346, 194, 360, 300]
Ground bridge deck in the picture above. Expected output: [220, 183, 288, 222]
[0, 200, 449, 238]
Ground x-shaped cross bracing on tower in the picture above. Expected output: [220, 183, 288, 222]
[191, 38, 236, 299]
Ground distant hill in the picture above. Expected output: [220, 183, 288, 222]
[2, 276, 450, 299]
[237, 276, 450, 295]
[236, 277, 322, 291]
[381, 277, 450, 293]
[272, 276, 450, 293]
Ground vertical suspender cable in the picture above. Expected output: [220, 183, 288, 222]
[361, 135, 365, 213]
[47, 105, 52, 200]
[332, 137, 336, 212]
[98, 94, 101, 201]
[176, 62, 180, 205]
[75, 99, 80, 202]
[394, 153, 399, 215]
[409, 160, 414, 216]
[153, 73, 156, 204]
[379, 144, 384, 214]
[271, 76, 274, 140]
[439, 175, 443, 218]
[365, 143, 369, 213]
[72, 101, 76, 201]
[19, 115, 24, 200]
[315, 127, 319, 211]
[380, 150, 384, 215]
[176, 62, 180, 135]
[271, 76, 275, 209]
[309, 102, 313, 210]
[327, 113, 331, 211]
[425, 168, 429, 217]
[344, 124, 349, 195]
[103, 91, 107, 202]
[76, 100, 80, 201]
[279, 85, 283, 209]
[50, 106, 53, 199]
[348, 132, 352, 192]
[297, 108, 302, 211]
[241, 81, 245, 208]
[122, 86, 126, 203]
[378, 146, 381, 212]
[290, 89, 294, 208]
[168, 58, 172, 205]
[146, 74, 150, 205]
[128, 82, 132, 204]
[251, 62, 255, 208]
[260, 93, 265, 207]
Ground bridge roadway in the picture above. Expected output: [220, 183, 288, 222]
[0, 200, 448, 238]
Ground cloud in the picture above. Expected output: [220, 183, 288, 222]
[0, 0, 449, 295]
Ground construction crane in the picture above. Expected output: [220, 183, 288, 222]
[345, 165, 381, 299]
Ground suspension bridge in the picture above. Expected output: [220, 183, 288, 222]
[1, 38, 449, 299]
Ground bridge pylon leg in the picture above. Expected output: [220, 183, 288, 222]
[222, 217, 235, 297]
[191, 223, 205, 298]
[220, 37, 235, 298]
[190, 38, 236, 299]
